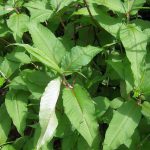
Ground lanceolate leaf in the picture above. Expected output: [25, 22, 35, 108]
[0, 104, 11, 144]
[63, 84, 99, 146]
[5, 90, 29, 135]
[28, 23, 66, 65]
[61, 45, 102, 72]
[16, 44, 62, 74]
[37, 77, 61, 149]
[120, 24, 147, 88]
[103, 100, 141, 150]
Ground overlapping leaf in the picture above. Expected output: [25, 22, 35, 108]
[61, 45, 102, 72]
[24, 0, 53, 23]
[16, 44, 62, 73]
[120, 24, 147, 88]
[7, 13, 29, 41]
[28, 23, 66, 65]
[0, 104, 11, 144]
[63, 84, 99, 146]
[37, 77, 61, 149]
[103, 100, 141, 150]
[5, 90, 29, 135]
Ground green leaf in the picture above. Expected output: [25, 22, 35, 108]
[28, 23, 66, 65]
[62, 132, 78, 150]
[124, 0, 146, 15]
[7, 13, 29, 41]
[61, 45, 102, 72]
[107, 58, 134, 97]
[93, 96, 110, 119]
[110, 97, 124, 109]
[0, 77, 5, 87]
[90, 0, 125, 13]
[0, 58, 20, 78]
[63, 84, 99, 146]
[37, 77, 61, 149]
[120, 24, 148, 88]
[1, 145, 16, 150]
[74, 6, 123, 37]
[0, 104, 11, 144]
[103, 100, 141, 150]
[24, 0, 53, 23]
[19, 69, 51, 99]
[6, 49, 31, 64]
[0, 5, 14, 16]
[5, 90, 29, 135]
[0, 22, 9, 37]
[141, 101, 150, 120]
[16, 44, 62, 73]
[50, 0, 76, 11]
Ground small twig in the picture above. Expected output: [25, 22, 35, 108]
[60, 17, 66, 30]
[83, 0, 101, 45]
[62, 75, 73, 89]
[83, 0, 94, 20]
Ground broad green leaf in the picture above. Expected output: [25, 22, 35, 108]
[0, 77, 5, 87]
[110, 97, 124, 109]
[62, 132, 78, 150]
[0, 5, 14, 16]
[0, 22, 9, 37]
[103, 100, 141, 150]
[93, 96, 110, 119]
[24, 0, 53, 23]
[124, 0, 146, 15]
[19, 69, 51, 99]
[37, 77, 61, 149]
[5, 90, 29, 135]
[9, 76, 28, 91]
[141, 101, 150, 120]
[63, 84, 99, 146]
[107, 58, 134, 97]
[74, 6, 123, 37]
[120, 24, 147, 88]
[0, 104, 11, 144]
[7, 13, 29, 41]
[124, 129, 140, 150]
[28, 23, 66, 65]
[90, 0, 125, 13]
[13, 137, 27, 150]
[0, 58, 20, 78]
[61, 45, 102, 72]
[1, 145, 16, 150]
[132, 19, 150, 30]
[140, 54, 150, 96]
[50, 0, 76, 11]
[6, 49, 31, 64]
[94, 7, 123, 37]
[16, 44, 62, 73]
[140, 70, 150, 96]
[0, 48, 31, 78]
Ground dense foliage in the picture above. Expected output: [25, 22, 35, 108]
[0, 0, 150, 149]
